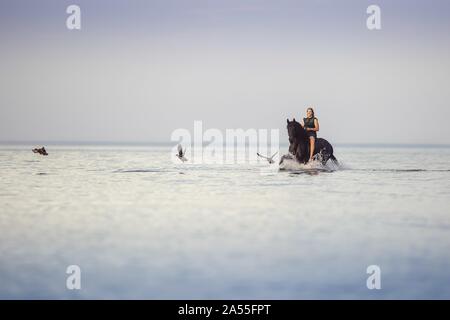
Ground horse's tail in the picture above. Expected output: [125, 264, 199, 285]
[329, 154, 339, 166]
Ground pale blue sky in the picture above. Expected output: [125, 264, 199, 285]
[1, 0, 449, 144]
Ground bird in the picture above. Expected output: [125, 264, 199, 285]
[176, 144, 187, 162]
[32, 147, 48, 156]
[257, 151, 278, 164]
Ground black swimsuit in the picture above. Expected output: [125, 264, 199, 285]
[303, 117, 317, 139]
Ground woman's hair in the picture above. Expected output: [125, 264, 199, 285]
[307, 107, 315, 118]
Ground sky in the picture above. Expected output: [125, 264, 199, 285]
[0, 0, 449, 144]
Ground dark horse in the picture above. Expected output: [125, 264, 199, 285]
[280, 118, 338, 165]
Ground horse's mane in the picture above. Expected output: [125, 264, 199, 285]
[288, 120, 307, 141]
[287, 119, 309, 163]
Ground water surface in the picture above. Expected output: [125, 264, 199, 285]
[0, 145, 449, 299]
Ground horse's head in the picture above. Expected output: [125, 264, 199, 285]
[287, 118, 300, 153]
[287, 118, 304, 141]
[287, 118, 307, 160]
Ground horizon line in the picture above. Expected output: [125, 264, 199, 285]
[0, 141, 449, 148]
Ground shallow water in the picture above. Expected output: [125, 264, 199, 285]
[0, 145, 449, 299]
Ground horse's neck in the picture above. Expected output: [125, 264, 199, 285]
[298, 135, 310, 162]
[296, 128, 307, 140]
[295, 134, 308, 145]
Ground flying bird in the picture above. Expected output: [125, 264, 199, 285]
[32, 147, 48, 156]
[257, 151, 278, 164]
[176, 144, 187, 162]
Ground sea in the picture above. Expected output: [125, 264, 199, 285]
[0, 144, 449, 299]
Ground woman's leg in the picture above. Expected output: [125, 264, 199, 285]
[309, 136, 315, 161]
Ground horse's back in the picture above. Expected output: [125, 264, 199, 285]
[316, 137, 333, 154]
[315, 137, 336, 164]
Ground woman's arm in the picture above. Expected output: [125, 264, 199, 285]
[313, 118, 319, 132]
[305, 119, 320, 131]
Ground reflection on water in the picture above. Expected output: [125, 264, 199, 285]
[0, 145, 450, 299]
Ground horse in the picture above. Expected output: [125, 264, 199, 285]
[280, 118, 338, 166]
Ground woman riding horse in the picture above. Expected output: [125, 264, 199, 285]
[284, 118, 338, 166]
[301, 107, 319, 162]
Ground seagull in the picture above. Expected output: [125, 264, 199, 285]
[257, 151, 278, 164]
[176, 144, 187, 162]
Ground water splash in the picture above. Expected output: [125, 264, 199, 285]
[278, 153, 341, 172]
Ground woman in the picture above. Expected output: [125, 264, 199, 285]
[301, 107, 320, 161]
